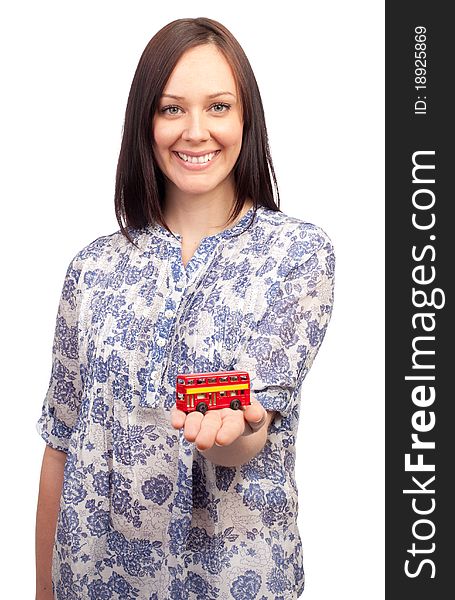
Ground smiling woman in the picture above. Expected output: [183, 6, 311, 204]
[35, 16, 335, 600]
[113, 17, 279, 244]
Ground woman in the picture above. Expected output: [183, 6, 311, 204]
[35, 17, 335, 600]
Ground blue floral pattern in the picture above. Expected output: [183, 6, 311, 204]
[36, 205, 335, 599]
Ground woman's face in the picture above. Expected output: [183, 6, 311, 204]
[152, 44, 243, 198]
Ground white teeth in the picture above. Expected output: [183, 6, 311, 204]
[176, 151, 218, 164]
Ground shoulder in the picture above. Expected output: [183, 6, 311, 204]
[64, 228, 130, 284]
[259, 206, 332, 246]
[74, 228, 129, 263]
[256, 206, 335, 274]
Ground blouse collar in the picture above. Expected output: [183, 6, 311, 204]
[146, 205, 261, 244]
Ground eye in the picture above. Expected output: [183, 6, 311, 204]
[160, 102, 231, 116]
[211, 102, 231, 113]
[160, 105, 182, 116]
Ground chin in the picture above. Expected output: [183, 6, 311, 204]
[174, 180, 222, 196]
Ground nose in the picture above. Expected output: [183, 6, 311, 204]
[182, 112, 210, 142]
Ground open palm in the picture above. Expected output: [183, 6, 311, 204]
[170, 395, 267, 451]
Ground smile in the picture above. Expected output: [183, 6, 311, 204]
[175, 150, 220, 164]
[172, 150, 221, 170]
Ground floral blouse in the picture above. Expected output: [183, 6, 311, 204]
[36, 204, 335, 600]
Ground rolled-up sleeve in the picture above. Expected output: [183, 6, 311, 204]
[36, 253, 84, 453]
[232, 227, 335, 419]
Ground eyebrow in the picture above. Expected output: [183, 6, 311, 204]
[160, 91, 236, 100]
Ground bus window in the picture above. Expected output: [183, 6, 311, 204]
[177, 392, 184, 400]
[240, 375, 247, 381]
[230, 375, 238, 382]
[208, 377, 217, 383]
[220, 377, 228, 382]
[177, 378, 185, 385]
[220, 391, 226, 397]
[187, 379, 194, 385]
[196, 393, 207, 400]
[197, 378, 206, 384]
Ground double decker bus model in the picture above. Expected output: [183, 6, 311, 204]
[176, 371, 251, 414]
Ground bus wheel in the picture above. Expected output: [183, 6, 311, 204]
[230, 400, 241, 410]
[196, 403, 208, 415]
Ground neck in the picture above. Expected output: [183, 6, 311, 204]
[162, 181, 253, 241]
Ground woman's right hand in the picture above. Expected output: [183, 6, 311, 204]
[36, 446, 66, 600]
[36, 591, 54, 600]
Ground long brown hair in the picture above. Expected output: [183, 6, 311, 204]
[114, 17, 281, 246]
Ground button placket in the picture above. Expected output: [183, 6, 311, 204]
[140, 207, 259, 405]
[150, 247, 189, 395]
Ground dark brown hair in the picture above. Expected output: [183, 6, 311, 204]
[114, 17, 281, 246]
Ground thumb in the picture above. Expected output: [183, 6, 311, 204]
[243, 399, 267, 434]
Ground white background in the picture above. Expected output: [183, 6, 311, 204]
[0, 1, 384, 597]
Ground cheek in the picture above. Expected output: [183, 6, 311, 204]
[217, 122, 243, 151]
[152, 114, 183, 151]
[152, 120, 171, 150]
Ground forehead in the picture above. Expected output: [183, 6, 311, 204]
[164, 45, 237, 96]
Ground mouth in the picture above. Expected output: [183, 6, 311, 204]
[173, 150, 221, 165]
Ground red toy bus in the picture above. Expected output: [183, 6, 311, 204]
[175, 371, 251, 414]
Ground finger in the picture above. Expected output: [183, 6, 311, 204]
[193, 410, 223, 450]
[213, 410, 246, 446]
[243, 402, 264, 422]
[183, 410, 205, 442]
[170, 405, 187, 430]
[243, 408, 267, 434]
[243, 398, 267, 428]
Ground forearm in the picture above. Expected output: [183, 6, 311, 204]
[35, 445, 67, 598]
[199, 410, 275, 467]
